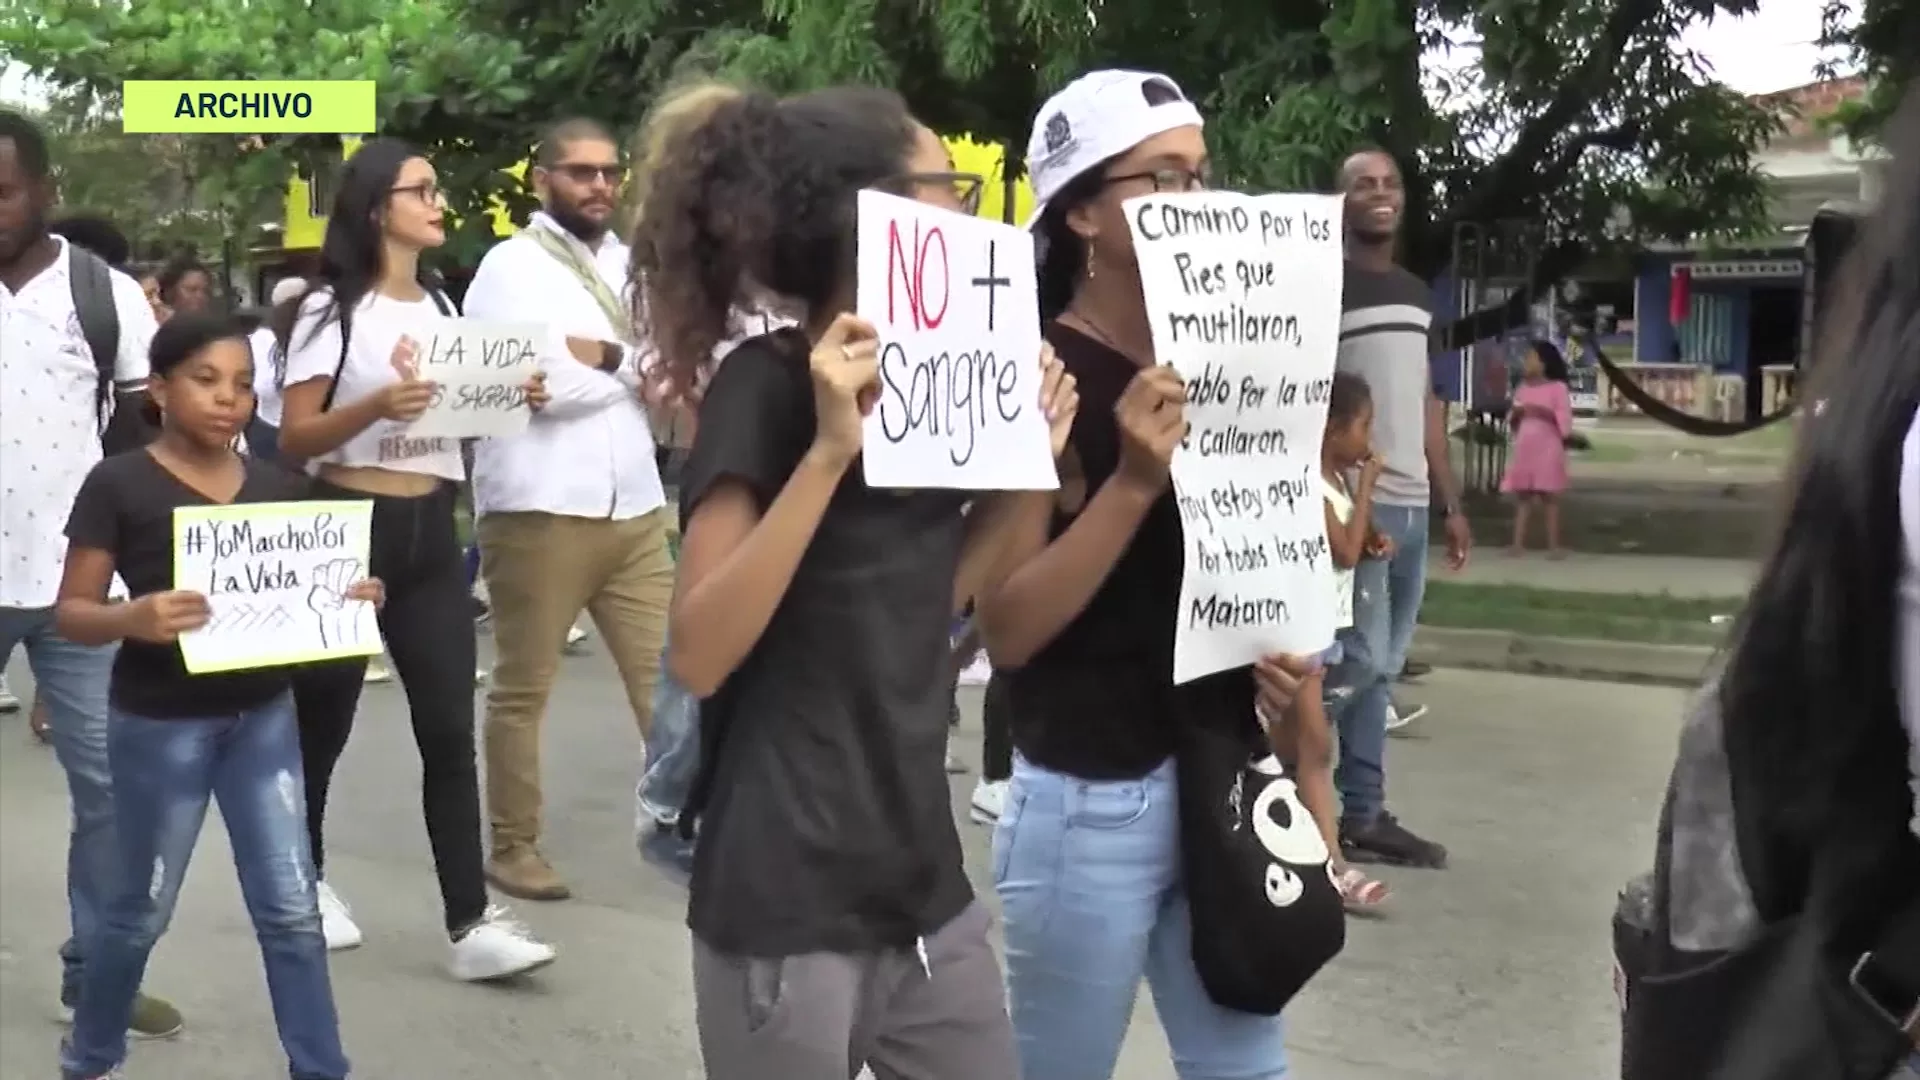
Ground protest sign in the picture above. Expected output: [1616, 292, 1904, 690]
[408, 319, 543, 439]
[1126, 191, 1345, 683]
[855, 190, 1057, 491]
[173, 500, 383, 674]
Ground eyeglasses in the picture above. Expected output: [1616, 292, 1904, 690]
[1104, 167, 1209, 194]
[890, 171, 987, 215]
[391, 182, 446, 205]
[550, 163, 628, 186]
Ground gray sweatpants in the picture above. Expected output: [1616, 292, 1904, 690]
[692, 901, 1018, 1080]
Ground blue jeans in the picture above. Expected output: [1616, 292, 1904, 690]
[62, 694, 347, 1080]
[993, 755, 1288, 1080]
[0, 606, 120, 1005]
[1336, 503, 1428, 823]
[635, 640, 700, 878]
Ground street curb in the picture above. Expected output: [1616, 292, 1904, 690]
[1408, 626, 1717, 687]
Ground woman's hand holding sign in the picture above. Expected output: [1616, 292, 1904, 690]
[1037, 342, 1081, 460]
[523, 370, 550, 413]
[128, 590, 211, 644]
[1115, 366, 1188, 495]
[378, 336, 436, 422]
[809, 313, 882, 468]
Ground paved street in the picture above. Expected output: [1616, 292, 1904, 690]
[1, 646, 1685, 1079]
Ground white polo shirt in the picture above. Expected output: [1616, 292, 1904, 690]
[0, 237, 157, 608]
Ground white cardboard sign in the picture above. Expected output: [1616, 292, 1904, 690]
[855, 190, 1057, 491]
[1126, 191, 1347, 683]
[408, 319, 543, 439]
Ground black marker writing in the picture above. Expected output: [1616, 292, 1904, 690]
[876, 342, 1022, 466]
[971, 239, 1011, 333]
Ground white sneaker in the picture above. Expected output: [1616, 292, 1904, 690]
[448, 905, 555, 982]
[969, 779, 1007, 825]
[565, 623, 590, 649]
[1385, 697, 1429, 735]
[364, 661, 393, 685]
[0, 675, 18, 713]
[316, 881, 363, 951]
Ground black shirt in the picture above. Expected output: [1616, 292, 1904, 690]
[65, 450, 312, 719]
[679, 328, 973, 957]
[1004, 323, 1259, 780]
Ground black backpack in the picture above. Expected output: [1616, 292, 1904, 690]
[70, 244, 156, 455]
[1613, 680, 1920, 1080]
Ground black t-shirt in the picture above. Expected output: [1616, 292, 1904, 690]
[65, 450, 313, 719]
[679, 328, 973, 958]
[1004, 323, 1259, 780]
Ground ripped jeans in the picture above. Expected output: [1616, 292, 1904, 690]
[61, 692, 347, 1080]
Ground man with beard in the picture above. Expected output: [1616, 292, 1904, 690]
[0, 110, 182, 1038]
[465, 117, 676, 901]
[1329, 147, 1472, 873]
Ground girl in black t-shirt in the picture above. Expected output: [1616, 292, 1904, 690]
[974, 71, 1316, 1080]
[630, 83, 1076, 1080]
[53, 314, 373, 1080]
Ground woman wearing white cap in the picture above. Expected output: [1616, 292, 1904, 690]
[977, 70, 1312, 1080]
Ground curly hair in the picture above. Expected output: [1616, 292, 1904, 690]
[630, 83, 918, 391]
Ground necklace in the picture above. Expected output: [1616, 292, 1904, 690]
[1065, 306, 1151, 366]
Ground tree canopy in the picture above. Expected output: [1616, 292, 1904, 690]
[3, 0, 1790, 338]
[1820, 0, 1919, 141]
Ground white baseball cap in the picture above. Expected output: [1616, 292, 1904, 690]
[1023, 69, 1205, 229]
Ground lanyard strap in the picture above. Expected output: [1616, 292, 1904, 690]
[528, 226, 632, 343]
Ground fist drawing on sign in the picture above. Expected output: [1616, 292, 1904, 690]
[306, 558, 382, 648]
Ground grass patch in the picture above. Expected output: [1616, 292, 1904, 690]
[1570, 439, 1640, 463]
[1419, 581, 1741, 646]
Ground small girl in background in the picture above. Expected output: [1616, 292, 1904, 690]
[1501, 339, 1574, 557]
[55, 313, 377, 1080]
[1270, 373, 1391, 913]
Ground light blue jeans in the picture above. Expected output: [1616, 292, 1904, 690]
[635, 640, 700, 879]
[1337, 502, 1428, 823]
[62, 693, 346, 1080]
[993, 755, 1288, 1080]
[0, 606, 120, 1005]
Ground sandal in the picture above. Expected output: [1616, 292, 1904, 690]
[1335, 866, 1389, 912]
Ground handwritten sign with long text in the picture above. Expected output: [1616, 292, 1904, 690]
[408, 320, 542, 439]
[1127, 192, 1345, 683]
[855, 190, 1056, 490]
[173, 501, 383, 673]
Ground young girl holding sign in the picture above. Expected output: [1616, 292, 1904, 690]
[976, 70, 1318, 1080]
[274, 138, 555, 981]
[631, 82, 1076, 1080]
[54, 313, 370, 1080]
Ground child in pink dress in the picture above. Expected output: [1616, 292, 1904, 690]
[1501, 339, 1574, 556]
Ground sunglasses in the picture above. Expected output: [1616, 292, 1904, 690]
[548, 163, 629, 186]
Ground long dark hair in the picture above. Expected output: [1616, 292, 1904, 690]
[630, 84, 918, 391]
[270, 138, 438, 355]
[156, 255, 210, 306]
[1718, 82, 1920, 935]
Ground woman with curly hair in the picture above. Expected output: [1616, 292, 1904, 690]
[630, 82, 1078, 1080]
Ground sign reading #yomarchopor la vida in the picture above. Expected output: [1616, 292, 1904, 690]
[854, 190, 1057, 491]
[407, 319, 544, 440]
[121, 81, 376, 133]
[1126, 191, 1346, 684]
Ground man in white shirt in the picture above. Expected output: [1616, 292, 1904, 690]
[465, 118, 676, 901]
[0, 111, 182, 1036]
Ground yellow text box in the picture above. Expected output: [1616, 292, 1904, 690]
[122, 80, 376, 134]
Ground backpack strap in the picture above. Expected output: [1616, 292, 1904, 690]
[315, 286, 451, 412]
[68, 244, 122, 433]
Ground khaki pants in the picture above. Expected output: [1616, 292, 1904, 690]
[480, 508, 674, 854]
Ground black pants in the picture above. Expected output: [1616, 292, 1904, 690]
[295, 479, 487, 934]
[981, 671, 1012, 783]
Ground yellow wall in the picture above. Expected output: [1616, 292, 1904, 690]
[281, 133, 1033, 253]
